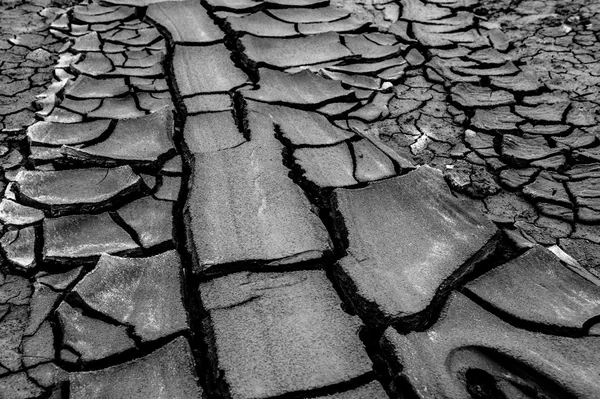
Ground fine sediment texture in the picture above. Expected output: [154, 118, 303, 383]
[1, 0, 600, 398]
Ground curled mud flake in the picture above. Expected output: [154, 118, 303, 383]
[27, 119, 111, 146]
[14, 166, 142, 216]
[65, 75, 128, 99]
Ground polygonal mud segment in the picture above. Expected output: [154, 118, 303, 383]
[331, 166, 499, 328]
[515, 103, 570, 123]
[500, 135, 563, 167]
[0, 371, 43, 399]
[553, 129, 596, 152]
[242, 68, 353, 106]
[399, 0, 453, 22]
[27, 120, 112, 146]
[351, 139, 396, 183]
[183, 93, 232, 113]
[65, 76, 128, 99]
[343, 34, 402, 60]
[225, 12, 298, 38]
[380, 292, 600, 399]
[238, 32, 353, 68]
[43, 213, 139, 265]
[59, 98, 103, 116]
[116, 196, 173, 249]
[0, 302, 29, 373]
[105, 27, 162, 48]
[21, 320, 54, 368]
[574, 147, 600, 164]
[294, 143, 359, 188]
[71, 31, 103, 53]
[490, 72, 543, 93]
[523, 171, 572, 208]
[450, 83, 515, 108]
[173, 44, 249, 96]
[146, 1, 224, 44]
[87, 96, 146, 120]
[72, 52, 114, 77]
[418, 27, 489, 49]
[347, 96, 391, 121]
[73, 251, 188, 343]
[26, 282, 62, 337]
[199, 270, 373, 399]
[69, 337, 202, 399]
[183, 111, 245, 153]
[57, 302, 136, 364]
[184, 112, 332, 275]
[567, 178, 600, 213]
[14, 166, 142, 216]
[62, 108, 175, 166]
[110, 59, 164, 78]
[0, 226, 37, 271]
[154, 175, 181, 201]
[161, 156, 182, 175]
[0, 200, 43, 226]
[465, 245, 600, 334]
[247, 101, 354, 146]
[471, 107, 523, 131]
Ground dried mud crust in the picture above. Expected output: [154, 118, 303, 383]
[370, 0, 600, 275]
[0, 1, 194, 398]
[0, 0, 73, 132]
[0, 0, 600, 398]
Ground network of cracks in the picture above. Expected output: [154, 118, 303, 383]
[0, 0, 600, 398]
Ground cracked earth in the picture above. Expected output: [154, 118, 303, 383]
[0, 0, 600, 397]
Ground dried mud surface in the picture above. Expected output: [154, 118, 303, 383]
[0, 0, 599, 398]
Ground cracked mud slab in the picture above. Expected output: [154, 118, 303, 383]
[184, 122, 332, 273]
[200, 270, 373, 399]
[332, 166, 499, 327]
[69, 337, 202, 399]
[465, 245, 600, 334]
